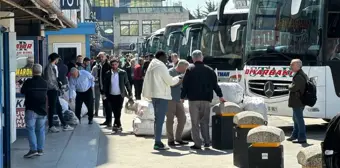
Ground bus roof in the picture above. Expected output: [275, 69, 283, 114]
[153, 28, 165, 34]
[166, 22, 184, 27]
[208, 11, 217, 16]
[184, 19, 205, 25]
[223, 0, 249, 14]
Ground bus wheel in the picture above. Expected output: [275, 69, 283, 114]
[323, 118, 331, 123]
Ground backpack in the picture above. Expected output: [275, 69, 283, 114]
[301, 76, 317, 107]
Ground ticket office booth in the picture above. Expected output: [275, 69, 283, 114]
[15, 36, 46, 136]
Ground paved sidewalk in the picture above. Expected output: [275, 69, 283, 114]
[11, 110, 326, 168]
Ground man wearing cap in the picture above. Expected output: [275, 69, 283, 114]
[43, 53, 74, 133]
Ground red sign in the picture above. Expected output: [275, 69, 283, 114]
[245, 67, 293, 77]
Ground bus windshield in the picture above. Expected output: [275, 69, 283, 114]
[163, 25, 183, 52]
[201, 13, 247, 70]
[245, 0, 322, 66]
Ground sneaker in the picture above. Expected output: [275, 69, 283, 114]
[63, 125, 74, 131]
[154, 142, 169, 150]
[112, 126, 122, 133]
[168, 141, 176, 146]
[37, 150, 44, 156]
[286, 137, 297, 141]
[24, 150, 38, 158]
[88, 120, 93, 125]
[176, 141, 189, 145]
[48, 126, 60, 133]
[190, 145, 202, 150]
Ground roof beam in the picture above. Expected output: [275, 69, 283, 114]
[0, 0, 60, 29]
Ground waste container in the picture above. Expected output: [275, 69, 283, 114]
[211, 102, 242, 150]
[233, 111, 265, 168]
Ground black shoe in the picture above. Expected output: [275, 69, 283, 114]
[37, 150, 44, 156]
[190, 145, 202, 150]
[287, 137, 297, 141]
[176, 141, 189, 145]
[112, 126, 122, 132]
[88, 120, 93, 125]
[154, 142, 169, 150]
[204, 144, 210, 148]
[292, 140, 307, 144]
[94, 113, 98, 117]
[100, 122, 107, 126]
[106, 124, 112, 128]
[168, 141, 176, 146]
[24, 150, 38, 158]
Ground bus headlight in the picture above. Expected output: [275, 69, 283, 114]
[228, 74, 242, 83]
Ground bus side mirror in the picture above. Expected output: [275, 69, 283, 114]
[291, 0, 302, 15]
[231, 24, 241, 42]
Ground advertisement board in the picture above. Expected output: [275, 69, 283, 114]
[16, 98, 25, 128]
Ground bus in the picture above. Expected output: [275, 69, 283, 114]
[205, 0, 249, 82]
[141, 28, 165, 55]
[163, 22, 185, 55]
[179, 19, 206, 60]
[242, 0, 339, 120]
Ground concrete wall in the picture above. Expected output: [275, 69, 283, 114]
[113, 12, 189, 47]
[47, 35, 86, 55]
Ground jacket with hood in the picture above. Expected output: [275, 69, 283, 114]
[142, 58, 180, 100]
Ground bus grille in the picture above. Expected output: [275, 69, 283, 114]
[248, 80, 291, 97]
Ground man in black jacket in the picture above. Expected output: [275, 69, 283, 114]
[21, 64, 48, 158]
[287, 59, 308, 144]
[103, 59, 132, 132]
[96, 52, 112, 126]
[180, 50, 225, 150]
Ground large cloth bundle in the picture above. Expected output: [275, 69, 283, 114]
[132, 117, 166, 136]
[61, 90, 88, 117]
[135, 100, 155, 120]
[211, 82, 244, 105]
[59, 98, 69, 113]
[242, 96, 268, 121]
[63, 110, 79, 125]
[124, 99, 138, 114]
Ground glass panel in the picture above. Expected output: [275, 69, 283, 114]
[143, 25, 151, 35]
[120, 25, 129, 35]
[152, 24, 161, 32]
[121, 21, 129, 25]
[143, 20, 152, 24]
[130, 25, 139, 35]
[152, 20, 160, 24]
[145, 8, 152, 13]
[130, 21, 138, 24]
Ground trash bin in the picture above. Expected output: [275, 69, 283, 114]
[297, 144, 322, 168]
[247, 126, 285, 168]
[233, 111, 265, 168]
[212, 102, 242, 150]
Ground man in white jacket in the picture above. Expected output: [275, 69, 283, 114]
[142, 50, 181, 150]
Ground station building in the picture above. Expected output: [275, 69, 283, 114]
[92, 0, 190, 55]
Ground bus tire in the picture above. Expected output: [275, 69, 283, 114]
[323, 118, 331, 123]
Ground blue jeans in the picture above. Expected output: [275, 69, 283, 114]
[152, 98, 168, 143]
[291, 107, 306, 141]
[25, 110, 46, 151]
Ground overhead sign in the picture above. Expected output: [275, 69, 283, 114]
[60, 0, 80, 10]
[16, 40, 34, 57]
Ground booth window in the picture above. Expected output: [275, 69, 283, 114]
[120, 20, 139, 36]
[142, 20, 161, 35]
[93, 0, 114, 7]
[98, 21, 114, 35]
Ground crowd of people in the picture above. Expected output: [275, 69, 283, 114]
[20, 48, 310, 158]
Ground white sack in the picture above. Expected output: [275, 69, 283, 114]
[67, 100, 88, 117]
[59, 98, 69, 113]
[135, 100, 154, 120]
[243, 96, 268, 121]
[132, 117, 166, 136]
[62, 90, 76, 100]
[63, 110, 79, 125]
[211, 82, 244, 105]
[183, 100, 190, 114]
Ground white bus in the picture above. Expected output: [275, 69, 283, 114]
[243, 0, 339, 120]
[206, 0, 249, 82]
[163, 22, 185, 54]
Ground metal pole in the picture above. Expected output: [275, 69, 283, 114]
[3, 32, 11, 168]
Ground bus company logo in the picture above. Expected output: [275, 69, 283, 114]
[217, 71, 230, 77]
[16, 41, 32, 51]
[245, 67, 293, 77]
